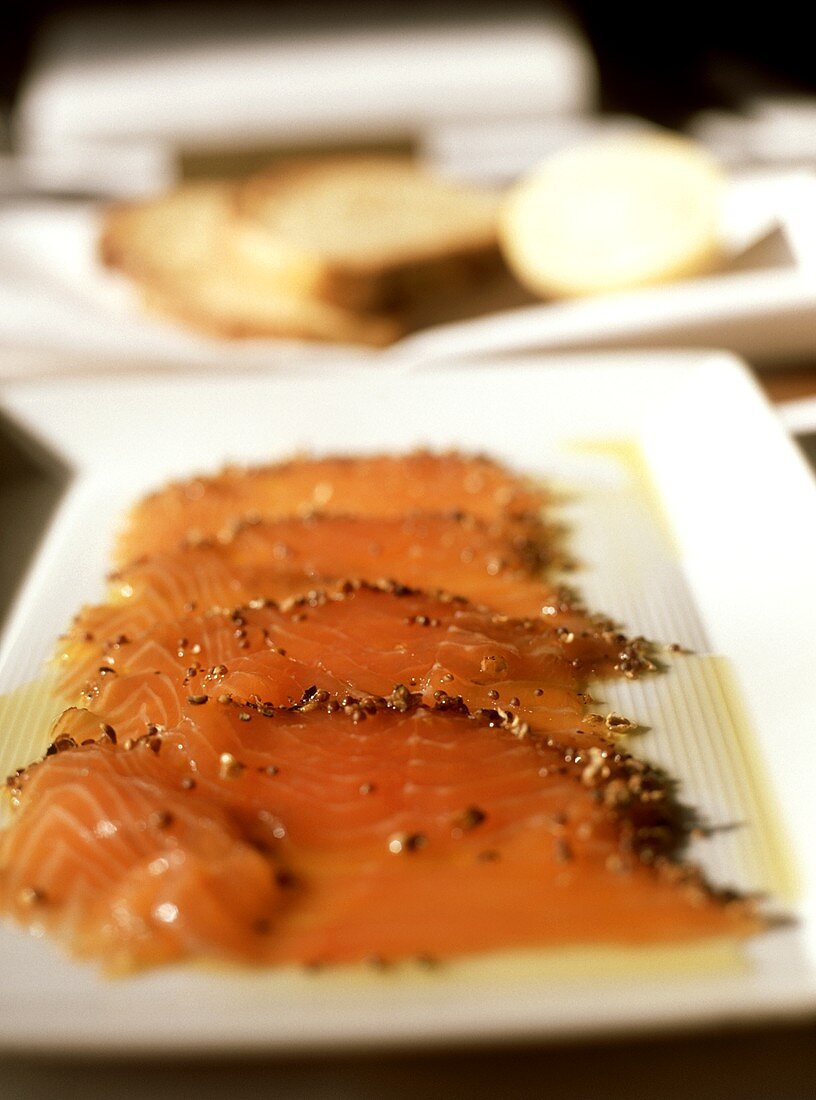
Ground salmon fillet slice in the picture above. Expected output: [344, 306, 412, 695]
[1, 447, 765, 976]
[114, 452, 549, 567]
[58, 514, 580, 682]
[1, 700, 757, 972]
[70, 583, 650, 745]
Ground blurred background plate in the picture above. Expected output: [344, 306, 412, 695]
[400, 169, 816, 369]
[2, 169, 816, 376]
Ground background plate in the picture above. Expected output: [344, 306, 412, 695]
[2, 171, 816, 377]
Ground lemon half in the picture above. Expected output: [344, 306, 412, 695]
[499, 131, 725, 299]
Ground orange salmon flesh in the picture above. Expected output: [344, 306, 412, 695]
[0, 451, 762, 972]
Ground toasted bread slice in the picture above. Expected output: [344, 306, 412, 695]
[100, 183, 401, 346]
[499, 132, 725, 299]
[233, 156, 502, 310]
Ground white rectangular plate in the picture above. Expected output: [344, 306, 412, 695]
[0, 349, 815, 1055]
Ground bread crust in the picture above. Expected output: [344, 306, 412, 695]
[99, 183, 402, 346]
[232, 156, 501, 310]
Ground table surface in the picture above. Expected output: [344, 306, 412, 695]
[758, 366, 816, 403]
[0, 362, 814, 1099]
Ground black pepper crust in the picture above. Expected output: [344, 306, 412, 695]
[70, 576, 660, 709]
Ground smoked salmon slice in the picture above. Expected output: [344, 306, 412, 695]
[114, 451, 549, 567]
[58, 513, 577, 682]
[1, 699, 757, 973]
[0, 447, 766, 975]
[69, 583, 650, 745]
